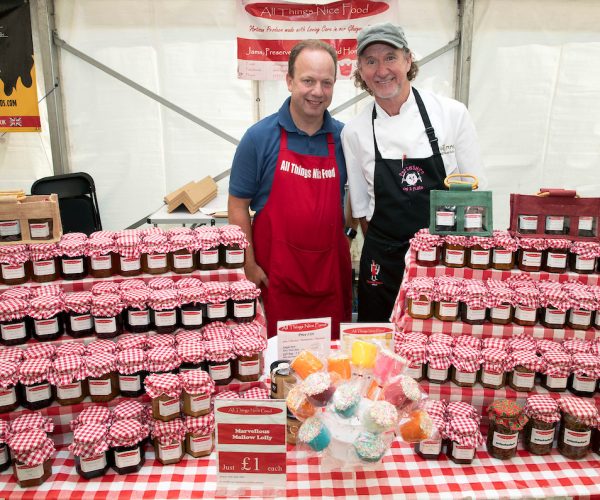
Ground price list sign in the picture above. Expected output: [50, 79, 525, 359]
[215, 398, 287, 491]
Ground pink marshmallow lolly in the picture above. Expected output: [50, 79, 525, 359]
[373, 348, 409, 386]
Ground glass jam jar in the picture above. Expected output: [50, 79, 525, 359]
[178, 286, 205, 330]
[71, 423, 110, 479]
[152, 419, 186, 465]
[233, 332, 266, 382]
[146, 346, 181, 375]
[491, 231, 518, 270]
[487, 399, 528, 460]
[168, 234, 196, 274]
[434, 205, 457, 232]
[518, 215, 538, 234]
[487, 286, 514, 325]
[460, 281, 488, 325]
[412, 229, 442, 267]
[426, 343, 452, 384]
[108, 419, 147, 474]
[508, 350, 541, 392]
[540, 304, 567, 329]
[543, 239, 570, 273]
[181, 370, 215, 417]
[517, 238, 546, 272]
[545, 215, 569, 235]
[442, 236, 468, 268]
[145, 373, 182, 422]
[0, 420, 11, 472]
[140, 233, 170, 274]
[29, 295, 65, 341]
[568, 353, 600, 397]
[122, 288, 152, 333]
[18, 358, 54, 410]
[466, 236, 494, 270]
[523, 395, 560, 455]
[451, 346, 481, 387]
[512, 293, 539, 327]
[204, 283, 231, 324]
[0, 298, 30, 346]
[557, 397, 598, 459]
[396, 343, 426, 382]
[50, 354, 88, 405]
[0, 360, 20, 413]
[59, 236, 89, 280]
[85, 352, 120, 402]
[177, 340, 207, 373]
[148, 289, 180, 334]
[445, 417, 482, 465]
[414, 401, 446, 459]
[29, 243, 60, 283]
[568, 307, 594, 331]
[479, 348, 508, 389]
[64, 291, 94, 338]
[91, 293, 125, 339]
[0, 244, 30, 286]
[196, 228, 221, 271]
[0, 219, 21, 242]
[406, 278, 434, 320]
[541, 351, 571, 392]
[229, 280, 260, 323]
[221, 240, 246, 270]
[28, 218, 53, 240]
[86, 236, 116, 279]
[569, 242, 598, 274]
[116, 348, 148, 398]
[116, 234, 142, 277]
[8, 428, 55, 488]
[185, 414, 215, 458]
[205, 339, 234, 385]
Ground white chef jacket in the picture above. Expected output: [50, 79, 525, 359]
[341, 87, 485, 221]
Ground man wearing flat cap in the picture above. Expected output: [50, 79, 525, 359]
[342, 23, 485, 321]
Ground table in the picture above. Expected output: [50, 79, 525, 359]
[146, 204, 228, 227]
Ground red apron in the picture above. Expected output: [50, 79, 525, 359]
[253, 127, 352, 339]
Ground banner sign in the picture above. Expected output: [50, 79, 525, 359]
[236, 0, 399, 80]
[0, 0, 41, 132]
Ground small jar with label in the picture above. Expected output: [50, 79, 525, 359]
[168, 234, 197, 274]
[434, 205, 457, 232]
[518, 214, 538, 234]
[541, 351, 571, 392]
[557, 396, 598, 459]
[568, 353, 600, 397]
[451, 346, 481, 387]
[8, 428, 55, 488]
[29, 295, 65, 341]
[70, 423, 110, 479]
[0, 298, 31, 346]
[122, 288, 152, 333]
[466, 236, 494, 270]
[270, 361, 297, 400]
[205, 338, 234, 385]
[577, 216, 597, 237]
[412, 229, 442, 267]
[0, 420, 12, 472]
[517, 238, 546, 272]
[152, 418, 186, 465]
[569, 242, 598, 274]
[543, 239, 571, 273]
[426, 343, 452, 384]
[220, 226, 248, 269]
[204, 283, 231, 323]
[50, 354, 88, 405]
[414, 400, 446, 459]
[29, 243, 60, 283]
[18, 357, 54, 410]
[445, 416, 482, 465]
[85, 352, 119, 402]
[28, 218, 54, 240]
[145, 373, 182, 422]
[508, 351, 543, 392]
[64, 291, 94, 338]
[148, 289, 180, 334]
[0, 245, 30, 286]
[396, 343, 427, 382]
[0, 361, 20, 413]
[233, 330, 266, 382]
[465, 206, 486, 233]
[460, 280, 488, 325]
[70, 405, 112, 433]
[108, 419, 148, 474]
[406, 278, 434, 320]
[146, 346, 181, 375]
[140, 233, 170, 275]
[117, 348, 148, 398]
[491, 231, 518, 270]
[487, 399, 528, 460]
[195, 228, 221, 270]
[539, 286, 569, 329]
[479, 348, 508, 389]
[86, 236, 116, 279]
[177, 340, 207, 373]
[59, 236, 89, 280]
[486, 283, 514, 325]
[185, 414, 215, 458]
[512, 289, 539, 327]
[523, 395, 560, 455]
[178, 286, 206, 330]
[545, 215, 569, 235]
[442, 236, 468, 268]
[433, 296, 459, 322]
[565, 284, 596, 330]
[229, 280, 260, 323]
[116, 234, 142, 277]
[181, 370, 215, 417]
[91, 293, 124, 339]
[0, 219, 21, 242]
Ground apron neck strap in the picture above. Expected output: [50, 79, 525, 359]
[280, 127, 335, 158]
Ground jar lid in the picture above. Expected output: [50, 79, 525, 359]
[85, 352, 117, 374]
[204, 339, 234, 363]
[62, 232, 87, 241]
[302, 372, 333, 397]
[19, 357, 51, 381]
[116, 234, 141, 248]
[536, 339, 564, 355]
[401, 332, 428, 345]
[204, 283, 231, 303]
[91, 293, 124, 316]
[492, 230, 518, 251]
[467, 235, 495, 250]
[452, 345, 481, 362]
[508, 337, 536, 353]
[73, 422, 108, 445]
[562, 339, 590, 355]
[461, 280, 487, 299]
[241, 386, 270, 400]
[74, 405, 112, 428]
[511, 350, 544, 371]
[91, 282, 121, 296]
[180, 369, 215, 395]
[230, 280, 261, 300]
[60, 237, 87, 255]
[113, 400, 147, 421]
[517, 237, 547, 251]
[203, 323, 232, 341]
[0, 420, 8, 443]
[152, 418, 186, 445]
[0, 287, 31, 301]
[31, 284, 64, 298]
[142, 233, 168, 246]
[177, 340, 206, 363]
[148, 277, 175, 290]
[420, 399, 447, 420]
[178, 286, 206, 304]
[167, 227, 192, 237]
[0, 347, 23, 363]
[121, 288, 151, 309]
[148, 289, 180, 310]
[446, 401, 479, 422]
[8, 427, 47, 452]
[116, 348, 146, 373]
[396, 342, 426, 363]
[405, 277, 434, 299]
[453, 336, 481, 350]
[0, 298, 28, 321]
[146, 334, 176, 350]
[140, 227, 163, 237]
[481, 347, 508, 365]
[146, 346, 181, 373]
[194, 228, 220, 248]
[117, 334, 147, 351]
[29, 295, 64, 318]
[176, 277, 203, 289]
[488, 399, 525, 418]
[52, 353, 83, 374]
[481, 338, 507, 351]
[119, 279, 148, 291]
[429, 333, 453, 345]
[558, 396, 599, 426]
[543, 351, 571, 366]
[0, 360, 19, 385]
[523, 395, 560, 423]
[233, 334, 267, 358]
[445, 416, 483, 447]
[144, 372, 182, 399]
[64, 291, 93, 314]
[176, 330, 204, 344]
[90, 230, 116, 240]
[217, 390, 240, 399]
[86, 339, 117, 355]
[411, 229, 442, 249]
[86, 237, 115, 256]
[572, 352, 600, 370]
[570, 241, 599, 257]
[433, 276, 462, 301]
[11, 413, 54, 434]
[108, 419, 147, 448]
[426, 342, 452, 358]
[169, 233, 196, 250]
[185, 413, 215, 435]
[28, 242, 59, 261]
[50, 353, 86, 386]
[444, 235, 469, 246]
[24, 343, 56, 360]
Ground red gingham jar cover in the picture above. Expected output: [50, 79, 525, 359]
[180, 369, 215, 395]
[400, 332, 428, 345]
[116, 348, 146, 374]
[204, 283, 231, 304]
[420, 399, 447, 420]
[536, 339, 564, 355]
[91, 282, 120, 296]
[195, 228, 221, 250]
[185, 413, 215, 435]
[0, 420, 8, 444]
[119, 279, 148, 291]
[139, 227, 164, 237]
[114, 229, 139, 239]
[539, 284, 570, 311]
[1, 286, 31, 301]
[62, 232, 88, 241]
[10, 413, 54, 434]
[141, 233, 170, 254]
[517, 237, 548, 251]
[510, 351, 544, 372]
[446, 401, 480, 422]
[86, 339, 117, 355]
[562, 339, 590, 355]
[169, 233, 198, 253]
[453, 335, 481, 350]
[451, 346, 481, 373]
[23, 343, 56, 360]
[0, 297, 28, 321]
[444, 417, 483, 447]
[524, 395, 561, 424]
[506, 273, 536, 287]
[0, 346, 24, 363]
[148, 289, 180, 311]
[432, 276, 462, 302]
[231, 321, 262, 340]
[234, 334, 267, 357]
[64, 291, 93, 314]
[148, 277, 175, 291]
[19, 357, 51, 385]
[70, 423, 109, 458]
[0, 244, 29, 265]
[91, 293, 125, 317]
[146, 346, 181, 373]
[444, 235, 469, 246]
[178, 286, 206, 305]
[481, 348, 509, 373]
[28, 295, 64, 319]
[558, 396, 599, 427]
[203, 322, 232, 341]
[144, 372, 182, 399]
[29, 243, 59, 261]
[220, 231, 249, 250]
[86, 236, 115, 257]
[121, 288, 151, 310]
[544, 238, 572, 250]
[481, 338, 508, 351]
[512, 287, 540, 308]
[152, 418, 186, 445]
[0, 360, 19, 387]
[230, 279, 261, 300]
[564, 283, 598, 311]
[90, 231, 116, 240]
[176, 277, 203, 289]
[429, 333, 453, 346]
[116, 234, 142, 259]
[204, 339, 234, 363]
[167, 227, 192, 237]
[8, 428, 56, 466]
[177, 340, 206, 363]
[486, 285, 514, 308]
[49, 354, 87, 385]
[85, 352, 117, 378]
[405, 277, 434, 301]
[492, 230, 518, 252]
[216, 390, 240, 399]
[176, 331, 203, 345]
[591, 341, 600, 357]
[59, 237, 88, 257]
[508, 336, 536, 353]
[70, 405, 112, 431]
[570, 241, 599, 258]
[411, 228, 443, 250]
[31, 284, 64, 299]
[242, 387, 270, 399]
[117, 334, 147, 351]
[426, 342, 452, 370]
[395, 342, 426, 364]
[113, 400, 148, 422]
[108, 419, 148, 448]
[466, 235, 495, 250]
[571, 352, 600, 378]
[146, 334, 176, 350]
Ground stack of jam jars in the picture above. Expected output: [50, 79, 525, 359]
[29, 294, 65, 342]
[0, 244, 30, 286]
[486, 281, 514, 325]
[412, 229, 442, 267]
[232, 324, 266, 382]
[116, 348, 147, 398]
[178, 285, 205, 330]
[522, 395, 560, 455]
[195, 227, 221, 270]
[152, 418, 186, 465]
[229, 280, 260, 323]
[219, 225, 248, 269]
[425, 342, 452, 384]
[486, 399, 528, 460]
[148, 289, 180, 334]
[184, 413, 215, 458]
[432, 277, 461, 322]
[91, 293, 125, 339]
[570, 241, 598, 274]
[49, 353, 88, 405]
[69, 423, 110, 479]
[168, 232, 196, 274]
[59, 233, 88, 280]
[491, 230, 518, 270]
[7, 427, 55, 487]
[87, 236, 116, 279]
[29, 243, 60, 283]
[557, 396, 599, 459]
[466, 236, 494, 270]
[64, 291, 94, 338]
[181, 370, 215, 417]
[460, 280, 487, 325]
[145, 373, 182, 422]
[204, 283, 230, 323]
[107, 418, 148, 475]
[405, 278, 434, 320]
[0, 297, 30, 345]
[116, 234, 142, 277]
[140, 233, 169, 275]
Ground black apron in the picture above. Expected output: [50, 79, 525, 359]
[358, 88, 447, 322]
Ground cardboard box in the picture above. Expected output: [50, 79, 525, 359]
[164, 176, 217, 214]
[0, 192, 62, 245]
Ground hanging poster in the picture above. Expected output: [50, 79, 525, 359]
[236, 0, 399, 80]
[0, 0, 41, 132]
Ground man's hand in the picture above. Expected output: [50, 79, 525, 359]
[245, 261, 269, 288]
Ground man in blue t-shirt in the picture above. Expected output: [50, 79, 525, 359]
[228, 40, 352, 338]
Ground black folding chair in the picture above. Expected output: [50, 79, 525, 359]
[31, 172, 102, 235]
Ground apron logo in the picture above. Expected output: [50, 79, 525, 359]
[399, 165, 425, 192]
[366, 260, 383, 286]
[440, 144, 455, 155]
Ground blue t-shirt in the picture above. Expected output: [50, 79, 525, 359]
[229, 97, 347, 215]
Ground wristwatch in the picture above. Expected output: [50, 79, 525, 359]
[344, 227, 357, 239]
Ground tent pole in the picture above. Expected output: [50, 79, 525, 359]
[455, 0, 475, 106]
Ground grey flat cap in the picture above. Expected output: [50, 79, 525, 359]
[357, 22, 408, 56]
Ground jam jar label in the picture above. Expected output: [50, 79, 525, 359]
[33, 259, 56, 276]
[191, 434, 213, 453]
[491, 305, 511, 320]
[417, 248, 437, 262]
[1, 321, 26, 340]
[57, 382, 83, 400]
[572, 375, 596, 392]
[199, 250, 219, 265]
[71, 314, 93, 332]
[545, 374, 567, 389]
[80, 453, 107, 473]
[182, 310, 203, 326]
[62, 258, 84, 274]
[427, 367, 448, 381]
[159, 442, 182, 461]
[544, 309, 566, 324]
[226, 249, 245, 264]
[190, 393, 211, 412]
[238, 359, 260, 376]
[465, 306, 486, 321]
[147, 254, 167, 269]
[129, 310, 150, 326]
[519, 215, 538, 231]
[530, 427, 555, 446]
[120, 257, 141, 272]
[515, 306, 536, 322]
[419, 440, 441, 455]
[470, 249, 490, 265]
[159, 397, 181, 417]
[1, 264, 25, 280]
[115, 448, 141, 468]
[464, 213, 483, 229]
[25, 383, 51, 402]
[15, 462, 45, 481]
[173, 253, 193, 269]
[522, 251, 542, 267]
[492, 431, 518, 449]
[546, 252, 567, 268]
[95, 317, 117, 334]
[89, 378, 112, 396]
[445, 249, 465, 265]
[575, 255, 595, 271]
[493, 249, 512, 264]
[234, 302, 255, 318]
[579, 217, 594, 231]
[481, 370, 503, 386]
[405, 363, 423, 379]
[119, 375, 141, 392]
[0, 220, 20, 237]
[545, 216, 564, 231]
[439, 302, 458, 316]
[209, 363, 231, 380]
[454, 370, 476, 384]
[0, 387, 16, 406]
[512, 370, 535, 389]
[30, 222, 50, 238]
[436, 211, 455, 227]
[563, 428, 591, 447]
[452, 445, 475, 460]
[207, 303, 227, 319]
[91, 255, 112, 270]
[410, 300, 431, 316]
[155, 310, 177, 327]
[570, 309, 592, 326]
[35, 318, 59, 336]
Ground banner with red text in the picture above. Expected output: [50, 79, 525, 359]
[236, 0, 399, 80]
[0, 0, 41, 132]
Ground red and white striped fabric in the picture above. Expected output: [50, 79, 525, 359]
[493, 230, 518, 251]
[557, 396, 599, 426]
[400, 332, 428, 345]
[89, 231, 117, 240]
[0, 245, 29, 265]
[426, 342, 452, 369]
[31, 284, 64, 298]
[204, 283, 231, 304]
[481, 348, 509, 373]
[108, 419, 148, 448]
[176, 277, 203, 289]
[517, 238, 548, 251]
[28, 295, 64, 319]
[70, 406, 113, 431]
[460, 280, 487, 308]
[23, 343, 56, 360]
[395, 342, 426, 363]
[121, 288, 151, 310]
[117, 334, 148, 351]
[169, 234, 198, 253]
[194, 228, 221, 250]
[536, 339, 564, 354]
[451, 346, 481, 373]
[233, 335, 267, 358]
[432, 276, 462, 302]
[178, 286, 206, 305]
[508, 336, 537, 353]
[453, 335, 482, 350]
[29, 243, 59, 261]
[229, 279, 261, 300]
[203, 322, 232, 341]
[146, 346, 181, 373]
[69, 423, 109, 458]
[180, 370, 215, 396]
[429, 333, 453, 345]
[146, 334, 176, 350]
[570, 241, 599, 258]
[562, 339, 590, 355]
[215, 390, 240, 399]
[446, 401, 480, 423]
[219, 227, 249, 249]
[523, 395, 561, 424]
[7, 428, 56, 466]
[510, 351, 545, 372]
[204, 339, 234, 363]
[116, 235, 142, 259]
[116, 348, 146, 374]
[482, 338, 508, 350]
[405, 278, 435, 301]
[0, 347, 24, 363]
[86, 236, 115, 257]
[141, 234, 170, 255]
[144, 372, 182, 399]
[410, 229, 443, 251]
[119, 279, 148, 291]
[151, 418, 186, 445]
[184, 413, 215, 434]
[166, 227, 192, 238]
[542, 351, 572, 377]
[59, 238, 88, 257]
[468, 236, 496, 250]
[0, 286, 32, 301]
